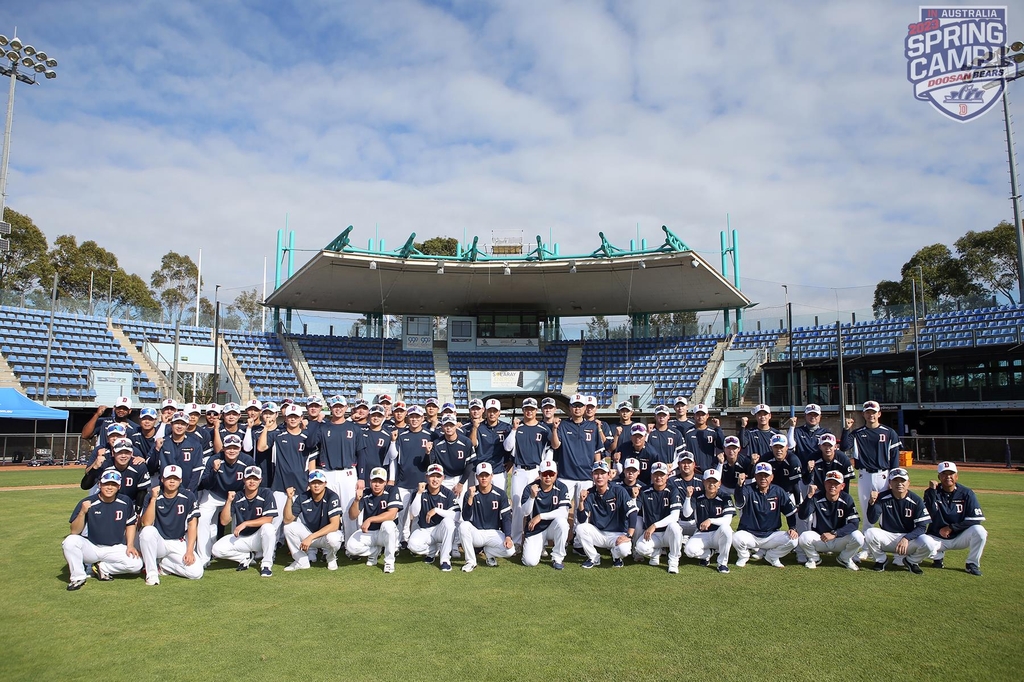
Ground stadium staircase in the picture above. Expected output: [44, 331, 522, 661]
[279, 335, 323, 399]
[108, 324, 179, 401]
[432, 347, 456, 404]
[219, 336, 256, 403]
[560, 345, 582, 396]
[691, 339, 728, 404]
[0, 351, 22, 390]
[897, 323, 919, 353]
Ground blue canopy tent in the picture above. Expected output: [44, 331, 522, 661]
[0, 388, 70, 463]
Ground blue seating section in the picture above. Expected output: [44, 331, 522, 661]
[909, 304, 1024, 350]
[223, 332, 304, 401]
[779, 318, 912, 360]
[295, 335, 436, 404]
[576, 336, 719, 408]
[448, 343, 569, 408]
[731, 330, 783, 349]
[120, 320, 214, 348]
[0, 306, 159, 401]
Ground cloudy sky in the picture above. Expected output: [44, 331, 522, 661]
[2, 0, 1017, 331]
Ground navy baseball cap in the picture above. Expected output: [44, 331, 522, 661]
[99, 470, 122, 485]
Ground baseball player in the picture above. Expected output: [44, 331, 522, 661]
[551, 395, 605, 537]
[732, 462, 799, 568]
[387, 400, 408, 430]
[131, 407, 161, 473]
[797, 470, 864, 571]
[431, 415, 476, 497]
[634, 462, 683, 573]
[683, 404, 725, 473]
[85, 422, 126, 474]
[842, 401, 901, 531]
[863, 468, 931, 573]
[786, 404, 834, 466]
[302, 396, 325, 446]
[384, 405, 432, 545]
[195, 433, 255, 564]
[919, 462, 987, 576]
[257, 403, 318, 538]
[458, 462, 515, 572]
[346, 467, 402, 573]
[407, 463, 460, 571]
[806, 433, 855, 491]
[575, 461, 638, 568]
[502, 397, 554, 547]
[682, 468, 735, 573]
[212, 465, 278, 577]
[350, 398, 371, 427]
[738, 404, 782, 464]
[211, 402, 246, 455]
[80, 437, 151, 509]
[669, 451, 702, 538]
[540, 396, 559, 427]
[717, 435, 749, 497]
[315, 395, 362, 539]
[355, 405, 393, 486]
[615, 423, 666, 485]
[282, 469, 344, 571]
[468, 398, 512, 491]
[583, 396, 614, 453]
[520, 459, 571, 569]
[669, 397, 695, 438]
[62, 470, 143, 590]
[423, 398, 440, 434]
[138, 465, 204, 585]
[81, 395, 139, 441]
[155, 411, 209, 492]
[241, 400, 262, 454]
[184, 402, 212, 454]
[646, 405, 685, 468]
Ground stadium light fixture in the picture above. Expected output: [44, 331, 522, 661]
[503, 263, 511, 276]
[368, 261, 377, 270]
[569, 260, 577, 274]
[0, 31, 59, 223]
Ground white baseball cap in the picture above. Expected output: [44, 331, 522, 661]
[114, 396, 132, 409]
[818, 433, 837, 446]
[540, 397, 557, 408]
[673, 397, 688, 406]
[770, 434, 788, 448]
[243, 465, 262, 480]
[751, 404, 770, 415]
[570, 394, 586, 406]
[724, 435, 740, 448]
[328, 395, 348, 407]
[99, 470, 122, 485]
[171, 411, 189, 424]
[185, 402, 201, 414]
[623, 457, 641, 471]
[283, 404, 303, 417]
[630, 423, 647, 436]
[702, 468, 721, 482]
[244, 399, 261, 410]
[824, 470, 844, 484]
[306, 395, 323, 406]
[161, 399, 179, 411]
[426, 463, 444, 476]
[206, 403, 221, 414]
[592, 460, 610, 473]
[222, 402, 241, 414]
[162, 465, 183, 479]
[308, 469, 328, 483]
[440, 415, 458, 426]
[468, 399, 484, 409]
[654, 405, 671, 415]
[862, 400, 881, 412]
[677, 451, 695, 462]
[693, 403, 709, 414]
[370, 467, 388, 481]
[937, 461, 958, 474]
[521, 398, 538, 409]
[475, 462, 493, 476]
[804, 404, 822, 415]
[539, 460, 557, 474]
[650, 462, 669, 476]
[754, 462, 773, 475]
[888, 468, 910, 481]
[223, 434, 243, 449]
[616, 401, 633, 411]
[484, 398, 501, 411]
[112, 438, 133, 453]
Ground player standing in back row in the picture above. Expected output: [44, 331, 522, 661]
[841, 401, 901, 530]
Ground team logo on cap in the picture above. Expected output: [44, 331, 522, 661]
[243, 465, 263, 479]
[770, 434, 788, 448]
[650, 462, 669, 476]
[937, 461, 958, 474]
[370, 467, 388, 481]
[475, 462, 493, 476]
[171, 411, 189, 423]
[630, 423, 647, 436]
[99, 470, 122, 485]
[723, 435, 740, 448]
[222, 402, 241, 413]
[112, 438, 133, 453]
[754, 462, 773, 475]
[592, 460, 610, 472]
[106, 423, 127, 435]
[308, 469, 327, 483]
[162, 465, 183, 479]
[283, 404, 302, 417]
[223, 434, 242, 448]
[824, 470, 844, 483]
[623, 457, 641, 470]
[539, 460, 557, 473]
[426, 463, 444, 476]
[889, 468, 910, 480]
[804, 403, 822, 415]
[114, 396, 131, 409]
[862, 400, 881, 412]
[818, 433, 837, 446]
[485, 399, 501, 411]
[752, 404, 770, 415]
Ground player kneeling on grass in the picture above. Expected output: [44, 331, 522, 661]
[576, 461, 638, 568]
[634, 462, 683, 573]
[283, 469, 344, 572]
[521, 459, 570, 570]
[407, 464, 460, 572]
[682, 468, 735, 573]
[732, 463, 798, 568]
[863, 468, 931, 574]
[346, 467, 402, 574]
[63, 470, 143, 591]
[797, 470, 863, 571]
[211, 466, 278, 577]
[139, 465, 204, 585]
[919, 462, 987, 576]
[459, 462, 515, 572]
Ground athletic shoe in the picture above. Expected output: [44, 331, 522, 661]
[145, 577, 160, 586]
[462, 563, 476, 573]
[838, 558, 859, 571]
[717, 564, 730, 574]
[804, 560, 818, 569]
[667, 561, 679, 574]
[259, 566, 273, 577]
[423, 555, 435, 564]
[284, 560, 310, 572]
[399, 541, 408, 551]
[440, 562, 452, 572]
[66, 579, 87, 591]
[699, 558, 711, 567]
[750, 552, 762, 562]
[965, 563, 982, 576]
[734, 557, 748, 568]
[767, 557, 785, 568]
[933, 558, 944, 569]
[451, 549, 461, 560]
[857, 550, 869, 562]
[552, 562, 564, 570]
[326, 559, 338, 571]
[572, 547, 587, 557]
[366, 551, 380, 567]
[648, 555, 661, 567]
[91, 564, 112, 582]
[383, 562, 394, 574]
[906, 562, 923, 575]
[485, 557, 498, 567]
[580, 559, 599, 569]
[612, 558, 625, 568]
[871, 560, 886, 572]
[236, 562, 250, 571]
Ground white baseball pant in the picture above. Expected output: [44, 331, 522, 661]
[325, 468, 359, 538]
[798, 530, 865, 564]
[458, 522, 515, 568]
[346, 520, 398, 564]
[394, 487, 415, 544]
[685, 525, 734, 566]
[575, 523, 631, 563]
[915, 525, 987, 566]
[732, 530, 798, 564]
[561, 479, 593, 549]
[856, 470, 890, 529]
[407, 517, 456, 564]
[62, 535, 143, 582]
[509, 466, 539, 546]
[211, 524, 276, 569]
[272, 491, 289, 539]
[138, 526, 204, 580]
[195, 491, 227, 565]
[634, 524, 683, 563]
[521, 517, 569, 567]
[283, 521, 343, 564]
[863, 528, 931, 565]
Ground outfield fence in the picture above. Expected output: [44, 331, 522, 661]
[902, 435, 1024, 468]
[0, 432, 86, 465]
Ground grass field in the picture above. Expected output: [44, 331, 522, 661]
[1, 467, 1021, 681]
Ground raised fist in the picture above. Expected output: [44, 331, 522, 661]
[928, 480, 938, 490]
[807, 460, 815, 471]
[578, 489, 589, 503]
[717, 452, 725, 464]
[154, 437, 164, 451]
[807, 484, 818, 498]
[737, 473, 747, 486]
[616, 426, 623, 436]
[96, 405, 108, 414]
[81, 500, 93, 513]
[845, 418, 855, 430]
[530, 482, 539, 498]
[512, 418, 521, 429]
[711, 417, 721, 428]
[425, 442, 433, 455]
[751, 453, 760, 465]
[356, 479, 365, 492]
[213, 459, 223, 472]
[630, 485, 639, 499]
[286, 487, 296, 499]
[226, 491, 236, 502]
[552, 417, 561, 428]
[685, 484, 694, 497]
[391, 430, 399, 442]
[417, 482, 427, 494]
[740, 416, 749, 428]
[869, 490, 879, 505]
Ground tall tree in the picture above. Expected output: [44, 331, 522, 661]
[649, 311, 699, 335]
[585, 315, 609, 339]
[873, 243, 987, 317]
[0, 208, 48, 295]
[415, 237, 459, 257]
[151, 251, 201, 323]
[229, 288, 264, 331]
[955, 221, 1019, 305]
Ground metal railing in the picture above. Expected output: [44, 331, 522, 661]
[0, 432, 86, 464]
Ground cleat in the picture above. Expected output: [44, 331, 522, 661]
[423, 555, 435, 564]
[485, 557, 498, 567]
[735, 557, 748, 568]
[581, 559, 599, 569]
[383, 562, 394, 574]
[572, 547, 587, 557]
[751, 552, 762, 562]
[933, 558, 944, 569]
[326, 559, 338, 571]
[399, 541, 408, 551]
[440, 562, 452, 572]
[965, 563, 982, 576]
[91, 564, 112, 582]
[451, 549, 462, 560]
[906, 562, 923, 575]
[612, 558, 624, 568]
[871, 560, 886, 572]
[145, 577, 160, 586]
[648, 556, 661, 567]
[552, 561, 564, 570]
[462, 563, 476, 573]
[768, 558, 785, 569]
[699, 558, 711, 567]
[804, 560, 817, 569]
[366, 551, 380, 567]
[259, 566, 273, 577]
[838, 558, 859, 571]
[667, 561, 679, 574]
[857, 550, 869, 562]
[66, 579, 87, 591]
[717, 564, 730, 574]
[236, 562, 250, 571]
[284, 560, 310, 572]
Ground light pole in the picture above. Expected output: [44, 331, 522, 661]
[0, 32, 58, 222]
[783, 284, 795, 418]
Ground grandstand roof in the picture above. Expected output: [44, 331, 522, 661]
[265, 227, 750, 316]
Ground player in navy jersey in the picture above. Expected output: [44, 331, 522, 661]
[583, 396, 613, 453]
[669, 397, 695, 438]
[346, 467, 402, 573]
[785, 404, 834, 466]
[766, 434, 804, 511]
[647, 405, 685, 467]
[184, 403, 213, 455]
[131, 408, 160, 474]
[258, 403, 318, 539]
[503, 398, 553, 547]
[608, 400, 638, 453]
[459, 462, 515, 571]
[81, 395, 139, 441]
[195, 433, 255, 565]
[732, 462, 799, 568]
[356, 406, 393, 486]
[717, 435, 750, 497]
[864, 468, 931, 573]
[155, 411, 209, 492]
[138, 465, 203, 584]
[211, 403, 247, 456]
[918, 462, 987, 576]
[552, 395, 605, 526]
[682, 468, 735, 573]
[797, 470, 864, 571]
[684, 404, 724, 473]
[283, 469, 344, 571]
[240, 400, 263, 453]
[431, 415, 475, 496]
[469, 398, 512, 491]
[407, 464, 460, 571]
[212, 466, 278, 577]
[842, 401, 902, 531]
[314, 395, 361, 539]
[617, 423, 670, 486]
[62, 470, 143, 590]
[387, 400, 408, 430]
[634, 462, 683, 573]
[520, 459, 571, 569]
[739, 403, 783, 463]
[384, 405, 433, 545]
[806, 433, 854, 491]
[85, 421, 127, 475]
[576, 461, 638, 568]
[302, 396, 325, 446]
[81, 437, 151, 509]
[669, 452, 702, 538]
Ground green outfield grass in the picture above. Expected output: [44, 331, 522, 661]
[0, 467, 85, 487]
[1, 481, 1022, 682]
